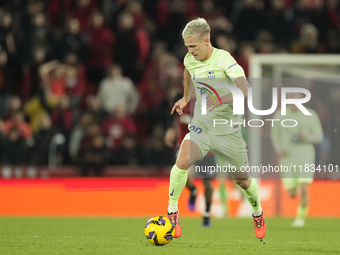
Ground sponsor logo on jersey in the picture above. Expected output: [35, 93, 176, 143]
[228, 63, 238, 69]
[208, 70, 215, 79]
[196, 82, 222, 107]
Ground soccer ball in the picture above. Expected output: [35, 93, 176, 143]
[144, 216, 175, 246]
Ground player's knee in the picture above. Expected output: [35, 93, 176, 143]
[288, 188, 297, 198]
[176, 156, 190, 170]
[234, 178, 250, 189]
[202, 179, 213, 192]
[300, 183, 309, 197]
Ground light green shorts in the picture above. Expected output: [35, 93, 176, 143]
[280, 155, 315, 190]
[182, 124, 248, 171]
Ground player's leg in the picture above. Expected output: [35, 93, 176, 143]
[186, 166, 197, 211]
[281, 177, 305, 226]
[282, 157, 313, 227]
[168, 139, 202, 211]
[214, 131, 266, 239]
[218, 178, 228, 216]
[168, 137, 202, 238]
[232, 176, 266, 239]
[216, 150, 228, 217]
[201, 178, 213, 227]
[292, 179, 313, 227]
[175, 148, 197, 212]
[286, 187, 298, 198]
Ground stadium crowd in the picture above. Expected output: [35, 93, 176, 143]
[0, 0, 339, 174]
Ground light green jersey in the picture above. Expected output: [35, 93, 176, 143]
[184, 48, 245, 135]
[270, 106, 323, 158]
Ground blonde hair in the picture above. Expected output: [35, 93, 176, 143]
[182, 18, 210, 40]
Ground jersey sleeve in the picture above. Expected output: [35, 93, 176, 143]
[220, 52, 245, 81]
[303, 109, 323, 144]
[183, 53, 194, 69]
[270, 110, 284, 154]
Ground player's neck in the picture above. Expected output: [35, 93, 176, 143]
[200, 45, 214, 62]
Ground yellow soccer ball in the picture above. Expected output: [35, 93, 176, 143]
[144, 216, 175, 246]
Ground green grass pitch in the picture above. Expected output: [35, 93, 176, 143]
[0, 217, 339, 255]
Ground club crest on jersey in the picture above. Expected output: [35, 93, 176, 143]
[208, 70, 215, 79]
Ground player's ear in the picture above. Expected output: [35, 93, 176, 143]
[203, 37, 210, 46]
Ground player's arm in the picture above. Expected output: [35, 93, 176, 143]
[223, 76, 249, 103]
[207, 53, 249, 111]
[165, 93, 182, 147]
[300, 111, 323, 144]
[270, 111, 286, 157]
[171, 68, 191, 115]
[206, 76, 250, 111]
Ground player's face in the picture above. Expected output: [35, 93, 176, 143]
[184, 35, 209, 61]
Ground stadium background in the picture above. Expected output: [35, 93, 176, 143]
[0, 0, 339, 220]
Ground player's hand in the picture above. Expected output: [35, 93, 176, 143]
[298, 133, 307, 142]
[164, 128, 176, 147]
[171, 98, 188, 115]
[277, 151, 287, 158]
[206, 96, 222, 112]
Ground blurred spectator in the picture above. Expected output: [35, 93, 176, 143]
[20, 0, 45, 33]
[85, 95, 107, 124]
[47, 0, 74, 28]
[156, 0, 198, 50]
[115, 12, 149, 82]
[51, 95, 73, 142]
[200, 0, 218, 21]
[263, 0, 290, 45]
[231, 0, 264, 41]
[55, 18, 88, 63]
[115, 134, 144, 166]
[138, 43, 182, 113]
[236, 41, 255, 77]
[255, 31, 276, 53]
[135, 43, 175, 142]
[315, 0, 340, 43]
[24, 88, 58, 132]
[79, 133, 108, 176]
[0, 12, 17, 55]
[0, 50, 10, 93]
[77, 122, 107, 175]
[102, 105, 137, 154]
[288, 0, 315, 39]
[28, 114, 61, 165]
[22, 47, 48, 100]
[291, 23, 325, 53]
[144, 125, 175, 167]
[0, 127, 26, 165]
[200, 0, 233, 35]
[39, 60, 66, 98]
[0, 95, 22, 120]
[126, 0, 147, 28]
[0, 12, 26, 96]
[2, 110, 32, 140]
[68, 112, 94, 162]
[97, 65, 139, 115]
[22, 13, 52, 64]
[137, 49, 182, 139]
[86, 11, 115, 84]
[70, 0, 99, 31]
[325, 29, 340, 53]
[214, 33, 237, 57]
[63, 53, 86, 107]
